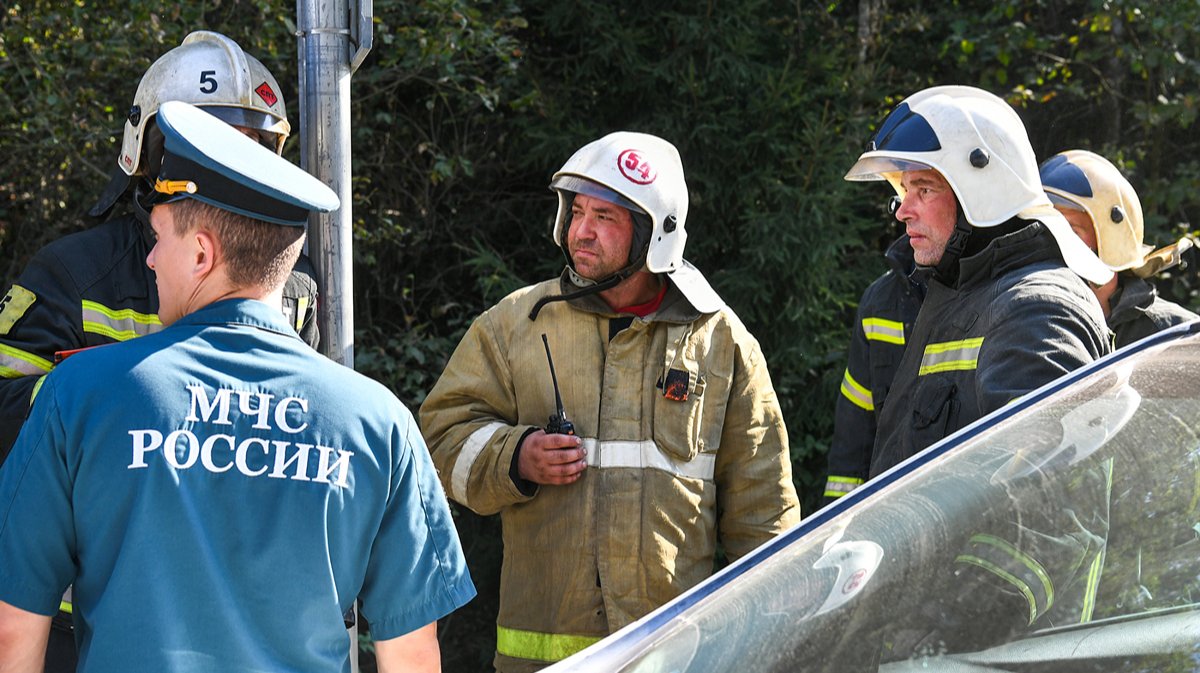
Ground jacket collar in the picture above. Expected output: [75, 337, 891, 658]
[945, 221, 1064, 291]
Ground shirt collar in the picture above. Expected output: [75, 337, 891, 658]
[170, 298, 300, 340]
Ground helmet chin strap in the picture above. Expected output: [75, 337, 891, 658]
[529, 213, 653, 320]
[928, 209, 973, 286]
[527, 260, 646, 321]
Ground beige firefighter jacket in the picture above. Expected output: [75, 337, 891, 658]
[420, 272, 801, 673]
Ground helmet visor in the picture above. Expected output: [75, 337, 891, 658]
[844, 155, 934, 182]
[551, 175, 646, 215]
[200, 106, 289, 142]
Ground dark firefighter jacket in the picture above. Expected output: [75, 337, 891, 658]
[824, 235, 924, 504]
[870, 221, 1112, 478]
[1108, 275, 1198, 349]
[0, 213, 320, 463]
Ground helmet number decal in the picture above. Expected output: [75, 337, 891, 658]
[618, 149, 657, 185]
[199, 70, 218, 94]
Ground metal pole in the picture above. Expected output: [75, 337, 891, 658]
[296, 1, 372, 669]
[297, 0, 371, 368]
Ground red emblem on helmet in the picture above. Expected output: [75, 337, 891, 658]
[255, 82, 278, 107]
[618, 149, 657, 185]
[842, 569, 868, 594]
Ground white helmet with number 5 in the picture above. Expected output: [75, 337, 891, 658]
[119, 31, 290, 177]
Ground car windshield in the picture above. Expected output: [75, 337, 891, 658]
[549, 323, 1200, 673]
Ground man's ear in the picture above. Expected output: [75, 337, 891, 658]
[192, 229, 221, 278]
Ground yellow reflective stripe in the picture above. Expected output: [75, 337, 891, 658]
[295, 296, 310, 332]
[1079, 547, 1104, 623]
[824, 475, 865, 498]
[30, 375, 47, 406]
[957, 533, 1053, 624]
[955, 553, 1039, 625]
[839, 368, 873, 411]
[59, 600, 73, 615]
[918, 337, 984, 376]
[1079, 457, 1114, 623]
[0, 343, 53, 377]
[81, 300, 162, 342]
[862, 317, 905, 345]
[496, 625, 602, 662]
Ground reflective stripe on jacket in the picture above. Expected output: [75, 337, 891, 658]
[825, 236, 922, 502]
[871, 223, 1111, 477]
[0, 214, 322, 462]
[420, 273, 800, 672]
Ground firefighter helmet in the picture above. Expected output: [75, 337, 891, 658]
[1040, 150, 1149, 271]
[119, 31, 290, 177]
[844, 85, 1112, 285]
[549, 132, 688, 275]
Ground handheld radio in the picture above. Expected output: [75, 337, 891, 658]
[541, 333, 575, 436]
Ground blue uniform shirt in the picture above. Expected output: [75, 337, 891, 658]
[0, 299, 475, 672]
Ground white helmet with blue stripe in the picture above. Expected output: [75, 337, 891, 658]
[844, 85, 1112, 286]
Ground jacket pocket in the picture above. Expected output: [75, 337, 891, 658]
[651, 368, 727, 482]
[910, 378, 959, 449]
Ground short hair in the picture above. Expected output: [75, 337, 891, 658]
[171, 199, 304, 290]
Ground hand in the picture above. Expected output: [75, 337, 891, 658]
[517, 430, 586, 485]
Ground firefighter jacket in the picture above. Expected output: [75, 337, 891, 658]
[870, 222, 1112, 478]
[0, 213, 320, 463]
[420, 271, 801, 673]
[824, 236, 923, 504]
[1107, 275, 1198, 349]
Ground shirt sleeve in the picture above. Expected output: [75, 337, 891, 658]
[358, 417, 476, 640]
[0, 374, 77, 616]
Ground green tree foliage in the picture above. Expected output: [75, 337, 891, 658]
[2, 1, 1199, 670]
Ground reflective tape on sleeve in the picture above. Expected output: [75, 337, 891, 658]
[496, 625, 602, 663]
[839, 368, 874, 411]
[918, 337, 984, 376]
[824, 475, 865, 499]
[0, 343, 53, 378]
[862, 317, 905, 345]
[451, 422, 506, 503]
[81, 300, 162, 341]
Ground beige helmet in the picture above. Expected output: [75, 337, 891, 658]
[1040, 150, 1190, 277]
[119, 31, 290, 177]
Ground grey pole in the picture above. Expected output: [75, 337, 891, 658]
[297, 0, 372, 368]
[296, 1, 372, 669]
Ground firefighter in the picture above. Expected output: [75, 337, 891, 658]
[419, 132, 801, 672]
[844, 85, 1113, 477]
[1040, 149, 1198, 347]
[823, 229, 923, 505]
[0, 101, 475, 672]
[0, 30, 321, 462]
[0, 31, 322, 671]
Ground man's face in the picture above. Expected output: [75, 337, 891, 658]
[895, 169, 959, 266]
[145, 203, 195, 326]
[566, 193, 634, 281]
[1056, 205, 1098, 252]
